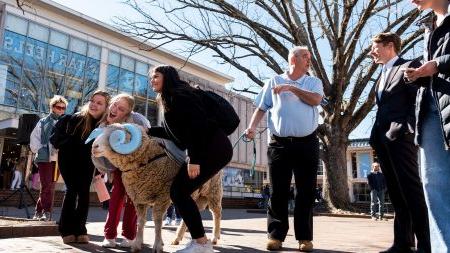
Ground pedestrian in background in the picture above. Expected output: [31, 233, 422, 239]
[367, 162, 386, 221]
[30, 95, 67, 221]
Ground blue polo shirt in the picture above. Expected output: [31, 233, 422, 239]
[254, 73, 323, 138]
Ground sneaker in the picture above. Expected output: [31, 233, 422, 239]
[101, 238, 116, 248]
[299, 240, 313, 252]
[371, 216, 378, 221]
[117, 238, 133, 248]
[164, 217, 172, 226]
[175, 218, 182, 225]
[266, 238, 282, 250]
[41, 212, 51, 221]
[175, 239, 214, 253]
[32, 212, 43, 220]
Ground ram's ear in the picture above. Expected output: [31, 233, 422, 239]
[85, 128, 104, 144]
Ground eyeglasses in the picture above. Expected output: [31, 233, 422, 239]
[53, 105, 66, 110]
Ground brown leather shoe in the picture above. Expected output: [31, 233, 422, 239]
[62, 235, 76, 244]
[299, 240, 313, 252]
[76, 235, 89, 244]
[266, 238, 282, 250]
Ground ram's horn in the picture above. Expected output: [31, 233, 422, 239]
[109, 124, 142, 154]
[85, 127, 104, 144]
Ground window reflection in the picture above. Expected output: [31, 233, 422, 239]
[0, 14, 100, 114]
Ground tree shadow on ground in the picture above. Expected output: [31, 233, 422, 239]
[159, 225, 266, 236]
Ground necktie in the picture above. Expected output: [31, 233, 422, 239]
[377, 66, 387, 100]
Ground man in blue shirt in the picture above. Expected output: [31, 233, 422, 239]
[245, 46, 323, 252]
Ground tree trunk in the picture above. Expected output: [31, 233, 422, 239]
[322, 133, 351, 210]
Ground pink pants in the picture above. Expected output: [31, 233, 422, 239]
[35, 162, 56, 213]
[104, 170, 137, 240]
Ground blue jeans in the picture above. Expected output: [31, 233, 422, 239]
[370, 189, 385, 218]
[420, 109, 450, 253]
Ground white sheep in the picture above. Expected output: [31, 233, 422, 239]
[87, 123, 223, 253]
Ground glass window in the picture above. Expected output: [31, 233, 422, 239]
[28, 22, 49, 43]
[5, 14, 28, 35]
[118, 69, 134, 94]
[134, 74, 147, 98]
[20, 70, 42, 111]
[351, 152, 357, 178]
[23, 37, 47, 71]
[87, 44, 101, 60]
[2, 31, 26, 66]
[106, 65, 120, 91]
[43, 72, 64, 113]
[121, 55, 134, 71]
[135, 61, 148, 76]
[358, 152, 371, 178]
[69, 37, 87, 55]
[108, 51, 120, 66]
[47, 44, 69, 74]
[4, 80, 19, 106]
[6, 65, 22, 83]
[65, 52, 86, 79]
[83, 58, 100, 101]
[49, 30, 69, 49]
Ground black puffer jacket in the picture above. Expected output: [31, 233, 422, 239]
[415, 13, 450, 149]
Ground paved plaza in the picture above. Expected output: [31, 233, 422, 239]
[0, 207, 393, 252]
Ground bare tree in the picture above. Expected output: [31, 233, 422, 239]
[116, 0, 423, 210]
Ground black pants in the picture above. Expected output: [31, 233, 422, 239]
[58, 157, 95, 237]
[170, 129, 232, 239]
[267, 133, 319, 241]
[371, 130, 431, 252]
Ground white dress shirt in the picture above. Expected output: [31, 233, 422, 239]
[377, 56, 399, 100]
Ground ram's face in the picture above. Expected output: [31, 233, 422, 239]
[91, 127, 116, 158]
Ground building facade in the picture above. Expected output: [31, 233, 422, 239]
[0, 0, 268, 194]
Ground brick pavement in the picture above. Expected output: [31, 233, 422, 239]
[0, 207, 393, 252]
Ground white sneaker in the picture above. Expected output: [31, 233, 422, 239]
[117, 238, 133, 248]
[32, 212, 42, 220]
[164, 217, 172, 226]
[175, 240, 214, 253]
[101, 238, 116, 248]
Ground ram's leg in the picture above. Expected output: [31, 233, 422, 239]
[152, 202, 170, 253]
[209, 199, 222, 245]
[131, 204, 148, 252]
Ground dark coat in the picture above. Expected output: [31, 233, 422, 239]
[415, 14, 450, 149]
[370, 57, 419, 145]
[148, 88, 217, 165]
[50, 113, 99, 175]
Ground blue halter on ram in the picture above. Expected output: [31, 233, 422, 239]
[85, 123, 142, 154]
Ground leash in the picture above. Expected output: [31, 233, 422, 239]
[232, 132, 257, 177]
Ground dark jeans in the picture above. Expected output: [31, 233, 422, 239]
[58, 161, 94, 237]
[166, 204, 181, 220]
[267, 133, 319, 241]
[372, 130, 431, 252]
[170, 129, 232, 239]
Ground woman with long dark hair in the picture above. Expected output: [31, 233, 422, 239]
[148, 65, 232, 253]
[50, 90, 110, 244]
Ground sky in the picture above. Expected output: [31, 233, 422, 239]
[51, 0, 373, 139]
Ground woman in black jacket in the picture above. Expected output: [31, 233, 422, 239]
[50, 90, 110, 244]
[406, 0, 450, 251]
[148, 65, 232, 253]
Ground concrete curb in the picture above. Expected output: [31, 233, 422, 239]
[0, 217, 59, 238]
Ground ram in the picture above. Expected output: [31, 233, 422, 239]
[87, 123, 223, 253]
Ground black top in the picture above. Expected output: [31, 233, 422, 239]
[367, 172, 386, 192]
[50, 113, 100, 173]
[148, 89, 217, 165]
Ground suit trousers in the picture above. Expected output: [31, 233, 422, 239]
[371, 129, 430, 252]
[267, 133, 319, 241]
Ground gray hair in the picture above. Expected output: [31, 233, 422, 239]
[289, 46, 309, 57]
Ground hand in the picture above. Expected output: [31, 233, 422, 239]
[244, 127, 256, 140]
[272, 84, 292, 94]
[404, 60, 438, 81]
[187, 163, 200, 179]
